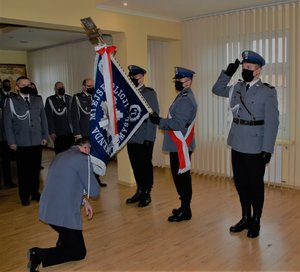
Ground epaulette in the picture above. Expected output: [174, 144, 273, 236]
[9, 92, 17, 97]
[182, 90, 188, 96]
[263, 82, 275, 89]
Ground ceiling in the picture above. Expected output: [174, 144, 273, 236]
[0, 0, 293, 51]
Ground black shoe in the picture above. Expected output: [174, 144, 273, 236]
[138, 194, 151, 207]
[27, 247, 42, 272]
[21, 200, 30, 206]
[126, 191, 142, 204]
[4, 182, 17, 188]
[98, 181, 107, 187]
[247, 219, 260, 238]
[168, 210, 192, 222]
[229, 217, 251, 232]
[172, 207, 183, 215]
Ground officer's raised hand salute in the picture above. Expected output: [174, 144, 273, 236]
[212, 50, 279, 238]
[224, 58, 240, 77]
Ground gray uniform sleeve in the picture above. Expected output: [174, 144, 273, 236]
[3, 98, 15, 145]
[262, 89, 280, 153]
[212, 71, 232, 98]
[159, 97, 193, 131]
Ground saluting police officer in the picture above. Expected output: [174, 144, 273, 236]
[150, 67, 197, 222]
[4, 76, 49, 206]
[125, 65, 159, 207]
[212, 50, 279, 238]
[45, 81, 74, 154]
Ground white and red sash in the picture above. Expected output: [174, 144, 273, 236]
[168, 116, 195, 174]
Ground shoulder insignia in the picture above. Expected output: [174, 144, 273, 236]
[263, 82, 275, 89]
[182, 90, 188, 96]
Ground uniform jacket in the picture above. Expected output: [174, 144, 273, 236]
[128, 85, 160, 144]
[4, 94, 49, 146]
[212, 71, 279, 154]
[45, 94, 73, 136]
[71, 92, 92, 137]
[39, 146, 100, 230]
[0, 90, 16, 141]
[159, 88, 197, 152]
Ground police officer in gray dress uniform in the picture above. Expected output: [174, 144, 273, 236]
[126, 65, 159, 207]
[0, 79, 17, 188]
[212, 50, 279, 238]
[150, 67, 197, 222]
[45, 81, 74, 154]
[4, 76, 49, 206]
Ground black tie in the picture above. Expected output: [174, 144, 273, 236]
[246, 84, 250, 91]
[24, 96, 30, 106]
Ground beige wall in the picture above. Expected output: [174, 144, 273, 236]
[0, 0, 181, 185]
[0, 50, 27, 65]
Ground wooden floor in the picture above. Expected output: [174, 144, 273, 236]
[1, 149, 300, 271]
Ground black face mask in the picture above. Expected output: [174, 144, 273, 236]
[86, 88, 94, 95]
[131, 78, 139, 87]
[242, 69, 255, 82]
[3, 85, 11, 92]
[57, 88, 65, 96]
[175, 81, 184, 92]
[19, 86, 32, 95]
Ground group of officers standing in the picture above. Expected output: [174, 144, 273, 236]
[125, 49, 279, 240]
[0, 49, 279, 242]
[0, 76, 107, 206]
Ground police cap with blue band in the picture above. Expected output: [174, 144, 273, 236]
[128, 65, 147, 76]
[173, 67, 195, 79]
[241, 50, 265, 67]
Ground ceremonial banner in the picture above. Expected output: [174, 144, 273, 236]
[90, 44, 151, 175]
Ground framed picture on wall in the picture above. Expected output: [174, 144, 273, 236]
[0, 64, 27, 92]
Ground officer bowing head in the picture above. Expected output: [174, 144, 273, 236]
[128, 65, 146, 88]
[173, 67, 195, 92]
[241, 50, 265, 83]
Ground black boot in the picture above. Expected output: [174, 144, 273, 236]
[172, 207, 183, 215]
[27, 247, 43, 272]
[247, 213, 261, 238]
[229, 205, 251, 232]
[168, 201, 192, 222]
[126, 187, 142, 204]
[138, 188, 151, 207]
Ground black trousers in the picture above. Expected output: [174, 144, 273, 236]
[16, 145, 42, 201]
[127, 141, 154, 190]
[0, 141, 13, 184]
[54, 134, 74, 154]
[169, 152, 192, 207]
[231, 149, 266, 218]
[41, 225, 86, 267]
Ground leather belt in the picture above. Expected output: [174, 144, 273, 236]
[233, 118, 264, 126]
